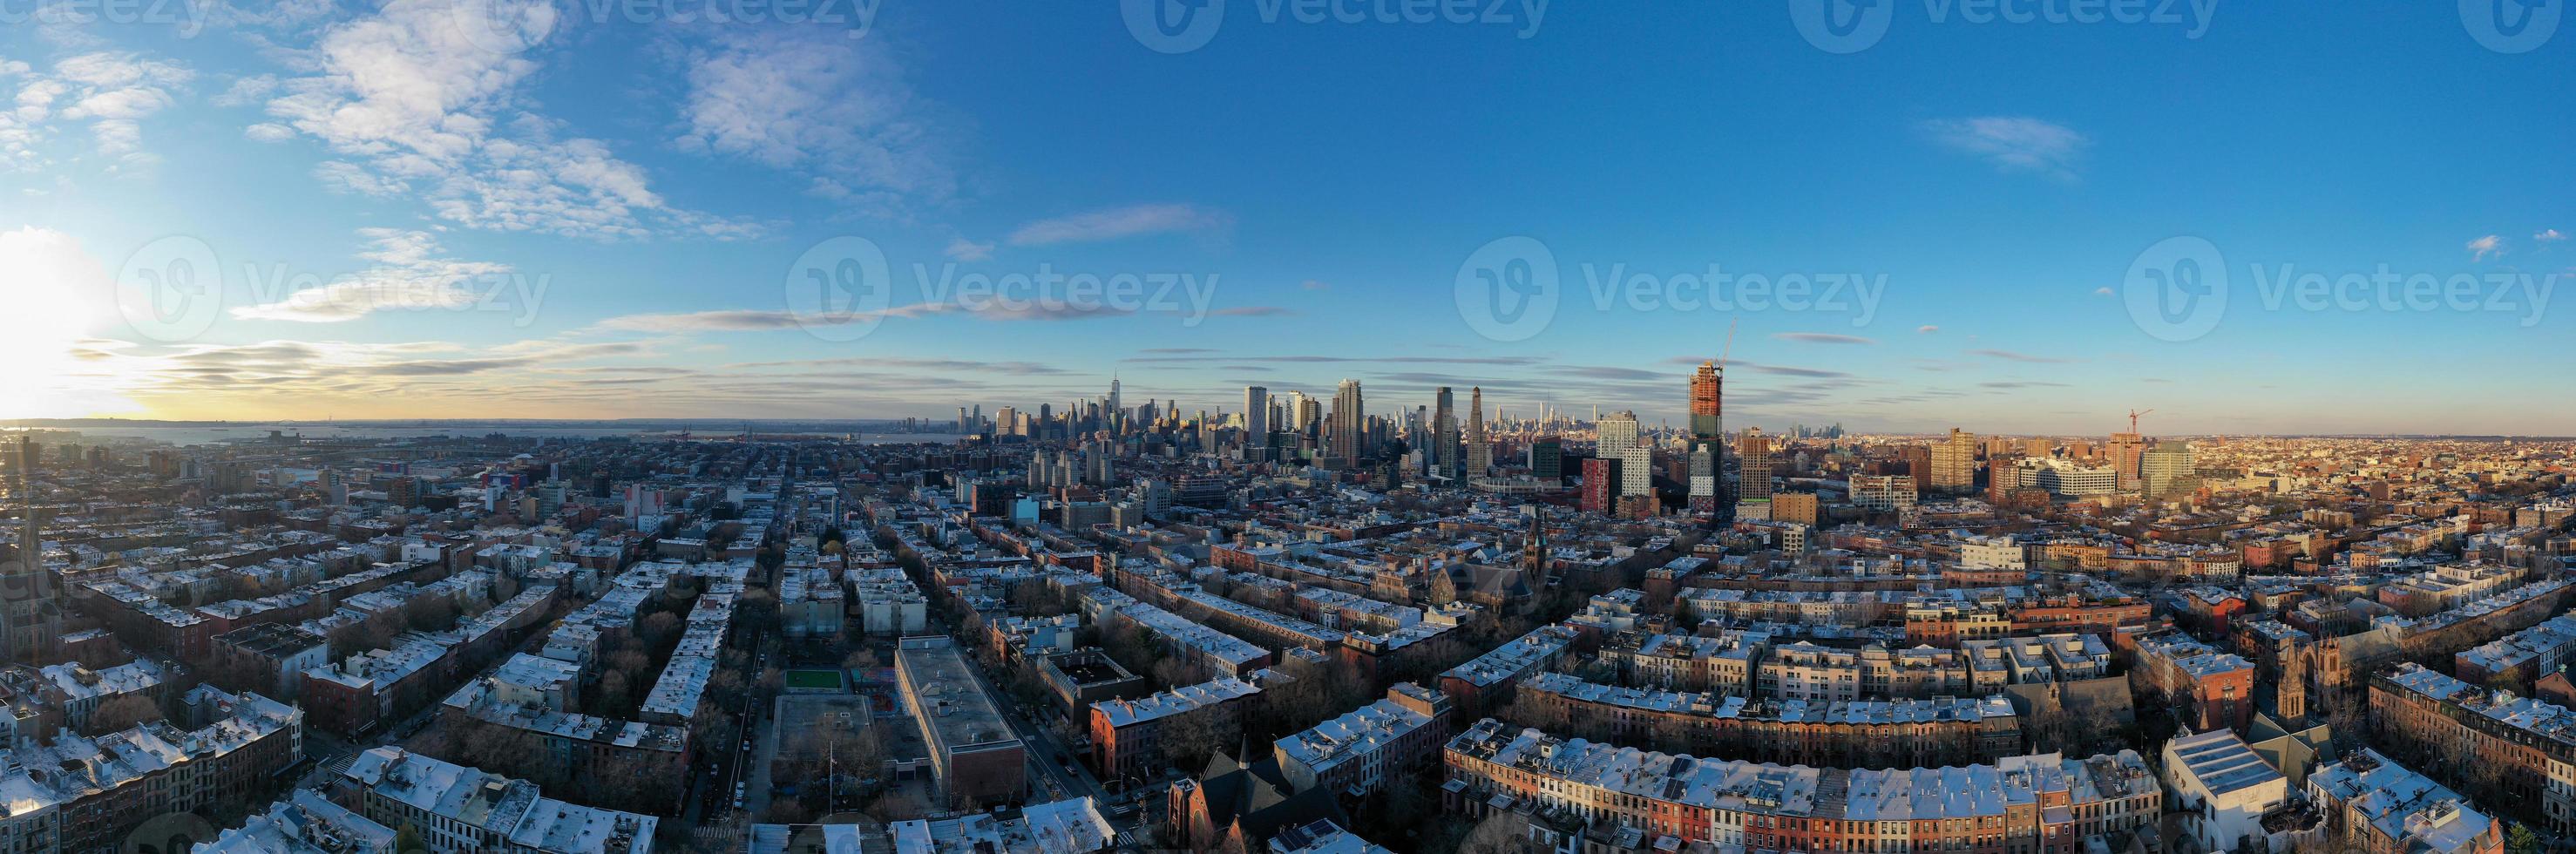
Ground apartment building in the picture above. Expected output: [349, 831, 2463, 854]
[1089, 676, 1261, 785]
[2133, 633, 2257, 734]
[2307, 749, 2504, 854]
[1442, 718, 2160, 852]
[2370, 662, 2576, 833]
[336, 748, 655, 854]
[1273, 683, 1451, 797]
[1514, 672, 2021, 769]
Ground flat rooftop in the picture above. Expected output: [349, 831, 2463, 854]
[894, 637, 1022, 755]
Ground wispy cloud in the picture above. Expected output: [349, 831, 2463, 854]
[944, 238, 995, 261]
[1008, 203, 1230, 246]
[1916, 325, 1939, 334]
[595, 300, 1134, 333]
[1773, 332, 1875, 345]
[229, 229, 510, 322]
[2538, 228, 2566, 246]
[1737, 362, 1851, 378]
[1967, 349, 2080, 364]
[675, 25, 954, 211]
[2469, 234, 2505, 261]
[1922, 116, 2087, 181]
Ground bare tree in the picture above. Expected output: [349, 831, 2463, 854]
[640, 612, 684, 650]
[85, 694, 164, 735]
[1157, 708, 1232, 771]
[1458, 813, 1540, 854]
[404, 594, 459, 632]
[595, 670, 634, 717]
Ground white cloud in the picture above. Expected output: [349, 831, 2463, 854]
[676, 26, 954, 212]
[944, 238, 995, 261]
[1008, 203, 1231, 246]
[597, 298, 1149, 334]
[259, 0, 742, 240]
[1916, 325, 1938, 334]
[229, 229, 509, 322]
[312, 159, 406, 195]
[0, 51, 191, 169]
[2468, 234, 2505, 261]
[1300, 279, 1331, 291]
[1922, 116, 2087, 181]
[1773, 332, 1875, 345]
[2536, 228, 2566, 245]
[213, 74, 278, 107]
[2093, 287, 2113, 296]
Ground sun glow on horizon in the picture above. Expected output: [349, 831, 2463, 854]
[0, 227, 141, 419]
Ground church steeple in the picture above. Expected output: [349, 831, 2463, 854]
[1522, 505, 1546, 577]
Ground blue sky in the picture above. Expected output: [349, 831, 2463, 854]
[3, 0, 2570, 434]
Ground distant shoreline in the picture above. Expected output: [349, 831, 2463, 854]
[4, 419, 2565, 442]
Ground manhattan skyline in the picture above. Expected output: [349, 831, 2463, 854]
[2, 2, 2569, 434]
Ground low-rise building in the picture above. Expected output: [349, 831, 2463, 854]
[896, 635, 1027, 807]
[1274, 683, 1450, 797]
[2307, 749, 2503, 854]
[1090, 676, 1261, 786]
[2161, 729, 2289, 853]
[1442, 717, 2161, 851]
[336, 747, 656, 854]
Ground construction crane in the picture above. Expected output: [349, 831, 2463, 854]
[1718, 318, 1739, 369]
[2127, 409, 2154, 433]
